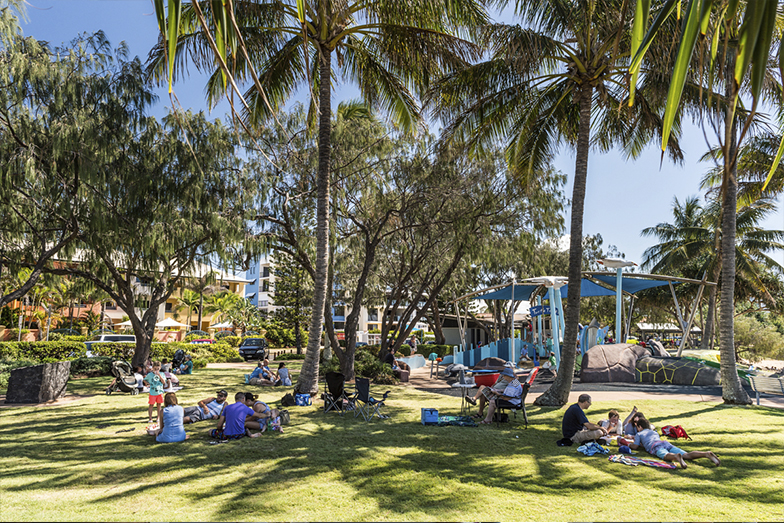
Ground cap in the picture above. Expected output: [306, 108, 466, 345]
[217, 389, 228, 397]
[501, 368, 515, 378]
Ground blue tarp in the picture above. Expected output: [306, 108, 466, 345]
[590, 274, 675, 295]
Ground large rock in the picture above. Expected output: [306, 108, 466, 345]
[580, 343, 649, 383]
[645, 339, 669, 357]
[474, 357, 507, 370]
[636, 356, 721, 386]
[5, 361, 70, 403]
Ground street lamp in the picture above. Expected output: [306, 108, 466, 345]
[598, 258, 637, 343]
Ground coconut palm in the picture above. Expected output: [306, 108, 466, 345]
[429, 0, 683, 406]
[176, 289, 202, 329]
[642, 196, 784, 348]
[149, 0, 488, 394]
[183, 270, 219, 331]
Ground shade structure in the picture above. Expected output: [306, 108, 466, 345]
[472, 284, 540, 301]
[155, 317, 189, 328]
[115, 319, 133, 327]
[589, 274, 675, 294]
[560, 278, 617, 299]
[211, 321, 233, 329]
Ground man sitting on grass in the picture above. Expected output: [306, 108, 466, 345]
[559, 394, 607, 445]
[210, 392, 263, 440]
[628, 417, 720, 468]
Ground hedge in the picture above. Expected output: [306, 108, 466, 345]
[0, 341, 87, 361]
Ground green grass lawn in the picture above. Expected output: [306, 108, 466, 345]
[1, 365, 783, 521]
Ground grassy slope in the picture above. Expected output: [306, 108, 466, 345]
[1, 365, 783, 521]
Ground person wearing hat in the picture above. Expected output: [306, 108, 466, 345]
[465, 366, 517, 420]
[182, 390, 228, 424]
[478, 367, 523, 425]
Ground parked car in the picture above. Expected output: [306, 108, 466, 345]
[355, 342, 368, 348]
[189, 339, 214, 344]
[238, 337, 268, 361]
[84, 334, 136, 356]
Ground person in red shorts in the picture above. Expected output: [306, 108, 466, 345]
[144, 361, 168, 424]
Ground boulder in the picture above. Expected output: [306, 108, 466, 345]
[580, 343, 649, 383]
[474, 357, 507, 370]
[636, 356, 720, 386]
[645, 339, 669, 357]
[5, 361, 71, 403]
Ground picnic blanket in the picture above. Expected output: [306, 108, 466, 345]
[577, 442, 609, 456]
[435, 416, 477, 427]
[608, 454, 677, 469]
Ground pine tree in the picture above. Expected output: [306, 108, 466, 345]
[271, 252, 312, 355]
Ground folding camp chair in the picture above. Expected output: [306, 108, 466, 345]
[353, 377, 390, 421]
[495, 367, 539, 428]
[323, 372, 355, 415]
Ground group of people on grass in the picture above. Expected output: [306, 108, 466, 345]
[247, 359, 292, 387]
[149, 387, 284, 443]
[561, 394, 720, 468]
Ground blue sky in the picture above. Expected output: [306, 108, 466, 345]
[20, 0, 784, 269]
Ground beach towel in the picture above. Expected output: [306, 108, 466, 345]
[435, 416, 478, 427]
[608, 454, 677, 469]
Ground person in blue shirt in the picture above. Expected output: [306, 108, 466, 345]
[275, 362, 292, 386]
[155, 392, 188, 443]
[629, 417, 720, 468]
[210, 392, 264, 440]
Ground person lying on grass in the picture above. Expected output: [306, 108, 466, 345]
[465, 368, 515, 418]
[628, 417, 720, 468]
[182, 390, 228, 424]
[210, 392, 263, 440]
[479, 367, 523, 425]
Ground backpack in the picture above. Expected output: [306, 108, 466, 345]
[661, 425, 691, 440]
[281, 393, 296, 407]
[279, 409, 290, 425]
[295, 393, 312, 406]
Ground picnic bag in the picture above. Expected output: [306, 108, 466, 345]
[281, 393, 296, 407]
[661, 425, 691, 440]
[294, 393, 312, 406]
[279, 409, 290, 425]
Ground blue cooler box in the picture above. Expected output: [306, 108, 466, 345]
[421, 408, 439, 425]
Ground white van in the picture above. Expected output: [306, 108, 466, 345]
[84, 334, 136, 356]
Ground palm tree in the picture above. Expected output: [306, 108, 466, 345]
[183, 270, 219, 331]
[430, 0, 682, 406]
[149, 0, 488, 394]
[642, 196, 784, 349]
[176, 289, 202, 329]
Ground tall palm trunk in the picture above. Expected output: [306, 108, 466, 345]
[701, 258, 720, 350]
[294, 48, 332, 395]
[197, 294, 203, 331]
[535, 84, 593, 406]
[719, 73, 750, 404]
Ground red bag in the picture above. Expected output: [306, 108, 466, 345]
[661, 425, 691, 440]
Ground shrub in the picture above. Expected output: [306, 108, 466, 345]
[69, 356, 113, 377]
[354, 348, 397, 384]
[209, 342, 242, 363]
[189, 345, 215, 363]
[416, 344, 453, 358]
[90, 342, 136, 360]
[0, 341, 87, 361]
[193, 358, 209, 369]
[150, 343, 179, 362]
[222, 336, 241, 348]
[62, 335, 87, 343]
[184, 333, 212, 343]
[279, 352, 307, 360]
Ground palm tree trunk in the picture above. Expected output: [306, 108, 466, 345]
[535, 84, 593, 406]
[294, 48, 332, 395]
[719, 83, 750, 404]
[197, 294, 203, 331]
[701, 261, 720, 350]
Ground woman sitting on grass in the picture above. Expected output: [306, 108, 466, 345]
[628, 417, 719, 468]
[275, 362, 292, 386]
[155, 392, 188, 443]
[243, 392, 272, 435]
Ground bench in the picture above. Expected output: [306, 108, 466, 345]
[747, 375, 784, 405]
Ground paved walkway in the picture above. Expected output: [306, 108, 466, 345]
[402, 365, 784, 409]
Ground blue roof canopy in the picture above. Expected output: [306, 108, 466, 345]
[590, 274, 675, 294]
[472, 284, 540, 301]
[561, 279, 616, 298]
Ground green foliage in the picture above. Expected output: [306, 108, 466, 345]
[209, 342, 243, 363]
[733, 315, 784, 362]
[62, 335, 87, 343]
[278, 352, 308, 360]
[0, 306, 20, 328]
[354, 349, 396, 384]
[263, 321, 307, 348]
[184, 333, 212, 343]
[0, 341, 86, 361]
[192, 358, 209, 369]
[90, 343, 136, 360]
[69, 357, 113, 377]
[414, 345, 453, 358]
[221, 336, 241, 347]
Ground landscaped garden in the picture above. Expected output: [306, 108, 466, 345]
[1, 364, 783, 522]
